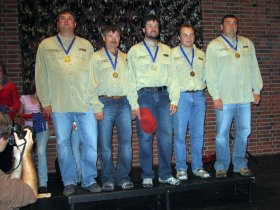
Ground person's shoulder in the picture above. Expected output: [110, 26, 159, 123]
[171, 45, 180, 51]
[208, 36, 222, 46]
[238, 35, 254, 45]
[39, 36, 56, 46]
[194, 45, 205, 56]
[75, 36, 92, 46]
[20, 94, 29, 101]
[158, 42, 171, 50]
[129, 42, 143, 52]
[6, 81, 18, 89]
[91, 48, 104, 60]
[171, 45, 181, 57]
[118, 50, 127, 59]
[0, 169, 4, 176]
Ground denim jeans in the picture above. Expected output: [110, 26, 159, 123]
[51, 111, 98, 187]
[173, 91, 205, 172]
[98, 96, 132, 185]
[70, 129, 81, 183]
[136, 89, 173, 180]
[214, 103, 251, 171]
[36, 129, 49, 187]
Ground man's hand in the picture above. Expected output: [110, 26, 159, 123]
[253, 94, 261, 105]
[43, 105, 52, 119]
[94, 112, 104, 121]
[14, 128, 33, 154]
[170, 104, 177, 115]
[213, 99, 223, 110]
[132, 108, 140, 120]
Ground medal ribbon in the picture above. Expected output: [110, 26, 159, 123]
[221, 34, 238, 51]
[143, 41, 159, 63]
[180, 45, 194, 69]
[56, 35, 76, 55]
[105, 48, 118, 70]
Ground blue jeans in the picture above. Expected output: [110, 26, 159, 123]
[214, 103, 251, 171]
[98, 97, 132, 185]
[36, 129, 49, 187]
[51, 112, 98, 187]
[173, 91, 205, 172]
[136, 89, 173, 180]
[70, 129, 81, 183]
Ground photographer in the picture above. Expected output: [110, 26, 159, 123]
[0, 113, 37, 209]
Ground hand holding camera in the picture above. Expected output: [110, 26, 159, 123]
[13, 128, 33, 154]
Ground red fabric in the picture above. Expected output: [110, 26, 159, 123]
[0, 82, 20, 120]
[139, 108, 157, 134]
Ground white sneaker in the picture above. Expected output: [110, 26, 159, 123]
[158, 176, 180, 185]
[193, 169, 210, 179]
[176, 170, 188, 181]
[142, 178, 153, 188]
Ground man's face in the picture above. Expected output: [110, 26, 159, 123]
[179, 27, 195, 48]
[0, 138, 8, 153]
[221, 17, 238, 37]
[103, 31, 120, 49]
[143, 20, 159, 40]
[57, 12, 76, 33]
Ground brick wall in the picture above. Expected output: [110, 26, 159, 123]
[0, 0, 22, 91]
[0, 0, 279, 172]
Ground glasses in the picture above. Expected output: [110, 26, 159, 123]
[180, 33, 195, 39]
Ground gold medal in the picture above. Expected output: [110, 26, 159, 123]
[113, 72, 118, 78]
[235, 53, 240, 58]
[64, 56, 70, 62]
[190, 71, 195, 77]
[151, 65, 157, 71]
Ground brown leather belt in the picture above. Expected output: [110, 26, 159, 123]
[99, 95, 124, 99]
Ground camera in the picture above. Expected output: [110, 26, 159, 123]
[8, 122, 29, 146]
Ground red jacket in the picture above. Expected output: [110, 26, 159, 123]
[0, 81, 20, 120]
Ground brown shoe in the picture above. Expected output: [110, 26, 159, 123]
[216, 170, 227, 179]
[235, 168, 254, 177]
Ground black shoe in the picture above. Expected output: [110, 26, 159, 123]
[38, 186, 48, 194]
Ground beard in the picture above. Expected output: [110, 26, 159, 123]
[145, 32, 159, 40]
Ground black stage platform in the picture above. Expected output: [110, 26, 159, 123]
[20, 161, 257, 210]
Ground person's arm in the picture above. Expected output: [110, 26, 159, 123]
[88, 52, 104, 116]
[10, 83, 20, 114]
[18, 102, 24, 115]
[10, 146, 22, 179]
[35, 42, 51, 110]
[205, 41, 223, 110]
[250, 41, 263, 104]
[14, 129, 38, 197]
[168, 49, 180, 114]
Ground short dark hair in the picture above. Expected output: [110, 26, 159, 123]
[57, 9, 76, 22]
[221, 14, 238, 25]
[0, 62, 9, 85]
[178, 24, 196, 36]
[102, 25, 121, 36]
[0, 113, 12, 141]
[142, 14, 159, 28]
